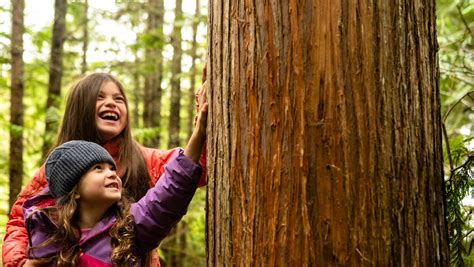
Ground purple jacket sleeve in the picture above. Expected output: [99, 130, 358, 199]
[131, 149, 202, 252]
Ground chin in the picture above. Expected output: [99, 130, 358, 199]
[99, 130, 121, 141]
[104, 194, 121, 203]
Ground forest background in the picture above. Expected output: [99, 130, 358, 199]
[0, 0, 472, 266]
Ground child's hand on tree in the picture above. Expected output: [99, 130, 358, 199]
[195, 79, 207, 127]
[195, 57, 207, 113]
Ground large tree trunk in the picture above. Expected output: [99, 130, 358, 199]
[207, 1, 449, 266]
[42, 0, 67, 158]
[143, 0, 164, 148]
[9, 0, 25, 211]
[167, 0, 183, 148]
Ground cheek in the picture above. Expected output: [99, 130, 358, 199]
[87, 181, 103, 192]
[121, 105, 128, 118]
[120, 106, 128, 124]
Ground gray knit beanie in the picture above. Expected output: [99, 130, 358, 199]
[45, 140, 116, 199]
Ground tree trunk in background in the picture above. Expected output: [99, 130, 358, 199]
[42, 0, 67, 158]
[132, 51, 141, 129]
[207, 1, 449, 265]
[9, 0, 25, 211]
[187, 0, 200, 140]
[167, 0, 183, 148]
[143, 0, 164, 148]
[163, 2, 184, 265]
[130, 5, 143, 130]
[81, 0, 88, 75]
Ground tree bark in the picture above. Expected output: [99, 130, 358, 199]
[9, 0, 25, 211]
[207, 0, 449, 266]
[167, 0, 183, 148]
[143, 0, 164, 148]
[42, 0, 67, 158]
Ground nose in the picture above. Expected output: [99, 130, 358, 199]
[104, 97, 117, 108]
[105, 168, 118, 179]
[106, 168, 122, 183]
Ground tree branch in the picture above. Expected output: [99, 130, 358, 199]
[457, 3, 473, 39]
[443, 91, 474, 123]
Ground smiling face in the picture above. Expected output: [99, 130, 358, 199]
[75, 162, 123, 206]
[95, 81, 128, 142]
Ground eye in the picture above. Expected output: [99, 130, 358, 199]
[93, 164, 103, 170]
[115, 95, 125, 103]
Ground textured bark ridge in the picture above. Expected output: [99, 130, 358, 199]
[207, 0, 449, 266]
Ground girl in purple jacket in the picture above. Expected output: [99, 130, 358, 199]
[24, 105, 207, 266]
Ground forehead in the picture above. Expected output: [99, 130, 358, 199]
[100, 81, 123, 95]
[88, 161, 116, 169]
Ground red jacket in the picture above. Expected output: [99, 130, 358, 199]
[2, 141, 206, 266]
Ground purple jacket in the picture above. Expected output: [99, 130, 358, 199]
[23, 149, 201, 266]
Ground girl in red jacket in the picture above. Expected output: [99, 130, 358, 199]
[3, 72, 207, 266]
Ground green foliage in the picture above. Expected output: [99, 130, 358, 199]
[132, 127, 162, 145]
[140, 30, 166, 50]
[438, 1, 474, 265]
[28, 26, 51, 52]
[445, 139, 473, 266]
[438, 0, 473, 135]
[9, 124, 23, 138]
[0, 55, 9, 64]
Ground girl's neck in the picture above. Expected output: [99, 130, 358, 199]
[77, 202, 113, 229]
[102, 137, 121, 159]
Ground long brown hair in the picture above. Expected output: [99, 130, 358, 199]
[54, 73, 150, 200]
[32, 190, 139, 266]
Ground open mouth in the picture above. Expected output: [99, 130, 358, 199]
[99, 111, 119, 121]
[105, 182, 120, 189]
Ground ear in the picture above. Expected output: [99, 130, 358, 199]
[74, 191, 81, 200]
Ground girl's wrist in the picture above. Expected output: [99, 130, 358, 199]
[184, 131, 206, 162]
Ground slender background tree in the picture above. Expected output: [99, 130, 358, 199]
[143, 0, 164, 148]
[42, 0, 67, 158]
[168, 0, 183, 148]
[9, 0, 25, 210]
[187, 0, 201, 140]
[81, 0, 88, 75]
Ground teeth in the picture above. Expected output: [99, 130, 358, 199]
[101, 112, 118, 121]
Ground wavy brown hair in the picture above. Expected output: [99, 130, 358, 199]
[33, 188, 140, 266]
[54, 73, 150, 200]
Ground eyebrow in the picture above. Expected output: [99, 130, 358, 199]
[98, 92, 124, 97]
